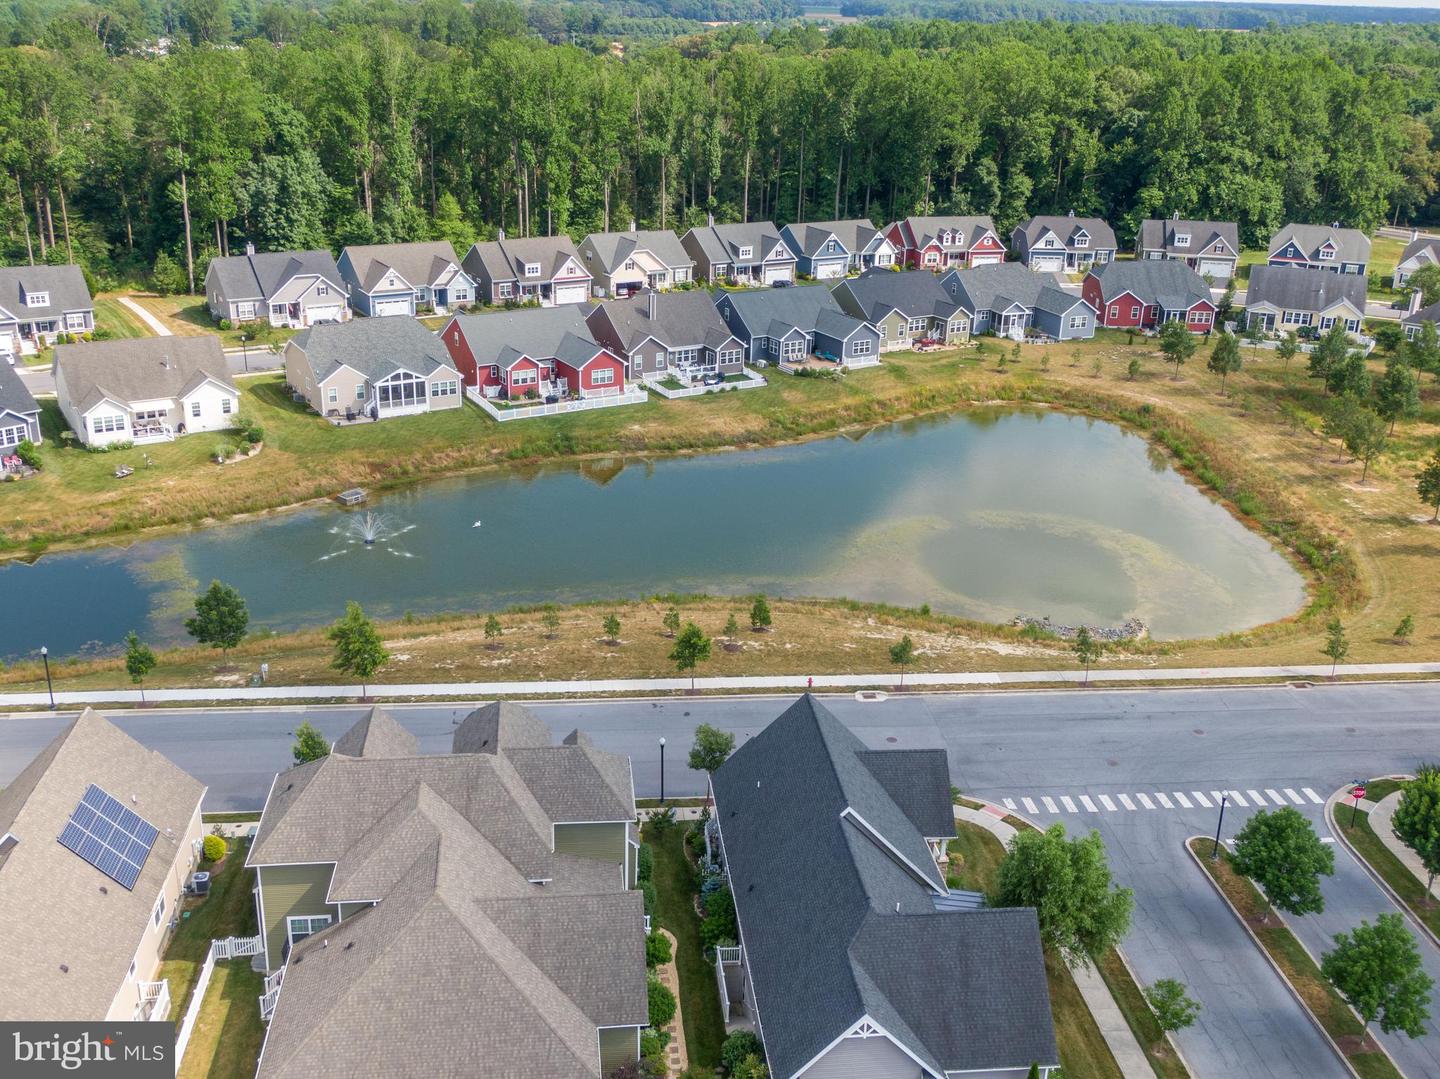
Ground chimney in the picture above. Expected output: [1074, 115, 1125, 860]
[628, 219, 637, 234]
[1412, 228, 1420, 242]
[1172, 211, 1180, 221]
[647, 289, 657, 320]
[1332, 221, 1340, 229]
[707, 212, 715, 228]
[1411, 289, 1423, 315]
[497, 227, 506, 242]
[1067, 209, 1075, 218]
[245, 241, 256, 256]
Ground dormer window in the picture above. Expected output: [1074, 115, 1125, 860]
[524, 262, 541, 277]
[940, 231, 951, 245]
[1073, 235, 1089, 249]
[1174, 234, 1190, 248]
[25, 291, 49, 308]
[737, 246, 753, 260]
[316, 285, 328, 297]
[1319, 246, 1335, 261]
[624, 259, 636, 271]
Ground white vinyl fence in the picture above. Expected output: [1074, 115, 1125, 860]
[468, 386, 648, 421]
[173, 936, 261, 1073]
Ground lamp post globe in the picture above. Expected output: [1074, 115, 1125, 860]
[658, 737, 667, 805]
[40, 645, 54, 709]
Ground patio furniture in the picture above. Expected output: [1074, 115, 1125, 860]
[113, 465, 134, 478]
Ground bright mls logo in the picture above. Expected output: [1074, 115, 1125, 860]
[3, 1023, 171, 1078]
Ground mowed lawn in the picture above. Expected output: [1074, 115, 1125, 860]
[158, 837, 258, 1022]
[93, 295, 155, 339]
[175, 962, 265, 1079]
[132, 293, 299, 350]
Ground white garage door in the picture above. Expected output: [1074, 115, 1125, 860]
[554, 282, 589, 306]
[1030, 255, 1065, 272]
[1198, 259, 1231, 279]
[306, 305, 343, 325]
[763, 264, 792, 284]
[815, 262, 845, 280]
[373, 298, 410, 317]
[970, 254, 1003, 267]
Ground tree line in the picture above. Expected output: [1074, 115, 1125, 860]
[2, 6, 1438, 293]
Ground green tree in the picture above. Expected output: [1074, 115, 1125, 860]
[645, 930, 672, 969]
[1308, 324, 1352, 392]
[1206, 330, 1242, 394]
[1159, 321, 1196, 379]
[688, 723, 736, 775]
[1394, 614, 1416, 645]
[292, 720, 329, 764]
[994, 823, 1134, 969]
[123, 630, 157, 704]
[184, 580, 249, 659]
[749, 595, 772, 631]
[328, 601, 389, 697]
[1408, 320, 1440, 378]
[1342, 406, 1388, 484]
[1127, 356, 1141, 381]
[1328, 351, 1372, 399]
[1322, 394, 1365, 461]
[1391, 767, 1440, 899]
[1323, 616, 1349, 677]
[484, 613, 502, 644]
[1230, 807, 1335, 919]
[1321, 914, 1433, 1037]
[662, 606, 681, 638]
[1276, 331, 1300, 371]
[724, 612, 739, 640]
[1145, 978, 1201, 1034]
[1408, 263, 1440, 308]
[1074, 626, 1101, 686]
[647, 974, 677, 1029]
[1377, 358, 1422, 433]
[670, 621, 711, 691]
[1418, 448, 1440, 521]
[603, 613, 621, 643]
[541, 605, 560, 638]
[889, 634, 915, 686]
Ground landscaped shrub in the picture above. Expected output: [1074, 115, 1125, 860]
[15, 440, 40, 469]
[244, 425, 264, 444]
[700, 886, 738, 950]
[639, 1029, 668, 1064]
[647, 974, 677, 1029]
[636, 843, 654, 884]
[639, 878, 657, 916]
[720, 1031, 764, 1076]
[685, 822, 706, 857]
[645, 930, 672, 969]
[202, 834, 226, 862]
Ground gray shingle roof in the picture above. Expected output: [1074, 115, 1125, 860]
[582, 229, 691, 272]
[1089, 260, 1212, 309]
[1014, 214, 1117, 251]
[448, 306, 606, 367]
[1268, 224, 1371, 266]
[1398, 236, 1440, 273]
[1246, 265, 1367, 314]
[206, 250, 344, 303]
[591, 289, 740, 352]
[944, 263, 1080, 316]
[289, 317, 455, 383]
[54, 336, 235, 414]
[0, 709, 205, 1020]
[453, 700, 553, 754]
[0, 361, 40, 420]
[331, 707, 419, 759]
[341, 241, 463, 292]
[685, 222, 792, 266]
[1403, 298, 1440, 328]
[0, 263, 93, 322]
[1137, 218, 1239, 259]
[711, 695, 1056, 1078]
[463, 235, 587, 285]
[782, 220, 880, 258]
[834, 269, 966, 322]
[720, 283, 867, 339]
[895, 215, 1002, 253]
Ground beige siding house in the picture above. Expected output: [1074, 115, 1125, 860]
[284, 316, 462, 422]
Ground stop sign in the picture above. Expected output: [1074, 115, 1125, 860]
[1353, 785, 1367, 800]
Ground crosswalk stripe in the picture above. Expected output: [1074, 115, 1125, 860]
[1303, 788, 1323, 804]
[1211, 791, 1226, 807]
[1284, 789, 1304, 805]
[1227, 790, 1249, 807]
[1119, 794, 1137, 811]
[1022, 797, 1038, 814]
[1060, 796, 1078, 813]
[1080, 795, 1098, 812]
[1003, 798, 1017, 811]
[1247, 790, 1266, 806]
[1174, 793, 1192, 808]
[1042, 796, 1059, 814]
[1099, 795, 1117, 811]
[1156, 793, 1174, 809]
[1137, 793, 1155, 809]
[1193, 792, 1212, 808]
[1265, 789, 1285, 806]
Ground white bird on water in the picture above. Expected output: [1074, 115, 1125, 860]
[472, 520, 483, 528]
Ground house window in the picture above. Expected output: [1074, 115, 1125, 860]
[488, 365, 500, 379]
[1345, 318, 1361, 333]
[718, 349, 741, 366]
[25, 291, 49, 308]
[127, 960, 136, 981]
[825, 240, 837, 253]
[66, 312, 87, 330]
[236, 302, 256, 321]
[923, 251, 939, 266]
[675, 269, 690, 283]
[356, 383, 366, 400]
[0, 423, 27, 445]
[286, 915, 332, 949]
[907, 317, 927, 335]
[377, 370, 428, 408]
[1068, 315, 1088, 329]
[1043, 237, 1056, 248]
[316, 285, 328, 297]
[413, 289, 425, 303]
[1130, 305, 1141, 320]
[1282, 310, 1304, 325]
[1319, 247, 1335, 261]
[92, 414, 125, 434]
[592, 367, 615, 385]
[852, 338, 873, 355]
[624, 259, 636, 271]
[221, 398, 232, 414]
[433, 379, 458, 397]
[512, 370, 537, 387]
[451, 288, 470, 302]
[523, 262, 541, 277]
[878, 323, 887, 340]
[1406, 325, 1419, 341]
[876, 253, 892, 266]
[1074, 236, 1089, 249]
[948, 320, 967, 337]
[737, 246, 753, 259]
[781, 339, 805, 358]
[498, 283, 513, 298]
[152, 895, 165, 928]
[1191, 310, 1213, 325]
[670, 348, 698, 367]
[327, 387, 339, 404]
[191, 401, 202, 417]
[1175, 234, 1190, 248]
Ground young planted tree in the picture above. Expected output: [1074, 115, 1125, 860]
[889, 634, 915, 687]
[1308, 324, 1352, 392]
[602, 613, 621, 644]
[1391, 767, 1440, 900]
[1206, 330, 1242, 394]
[1276, 330, 1300, 371]
[1145, 978, 1201, 1035]
[1394, 614, 1416, 645]
[124, 631, 157, 704]
[670, 622, 712, 691]
[662, 606, 681, 638]
[723, 612, 739, 641]
[541, 604, 561, 639]
[1090, 354, 1103, 378]
[1323, 394, 1365, 462]
[483, 614, 503, 648]
[749, 595, 772, 632]
[1376, 359, 1422, 433]
[1074, 626, 1101, 686]
[1328, 351, 1373, 399]
[994, 823, 1134, 969]
[1159, 321, 1196, 379]
[292, 720, 330, 764]
[1127, 357, 1141, 381]
[1230, 807, 1335, 920]
[1409, 320, 1440, 380]
[1322, 617, 1349, 678]
[688, 723, 736, 775]
[328, 601, 389, 697]
[1344, 406, 1388, 484]
[1321, 914, 1433, 1038]
[1417, 448, 1440, 522]
[184, 580, 249, 661]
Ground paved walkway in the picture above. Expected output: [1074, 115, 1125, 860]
[6, 660, 1439, 708]
[117, 295, 172, 336]
[654, 928, 688, 1077]
[953, 803, 1155, 1077]
[1370, 791, 1436, 899]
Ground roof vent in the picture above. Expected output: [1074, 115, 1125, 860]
[647, 290, 657, 321]
[98, 885, 107, 895]
[245, 242, 256, 256]
[629, 219, 637, 233]
[59, 965, 69, 974]
[131, 794, 138, 804]
[322, 939, 329, 949]
[345, 941, 354, 951]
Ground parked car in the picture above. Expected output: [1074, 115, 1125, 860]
[770, 279, 792, 288]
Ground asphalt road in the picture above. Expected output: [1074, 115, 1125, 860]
[5, 683, 1440, 1077]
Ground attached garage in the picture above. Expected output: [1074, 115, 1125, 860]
[372, 298, 411, 318]
[763, 264, 793, 285]
[1030, 254, 1065, 272]
[306, 306, 343, 325]
[814, 261, 845, 280]
[970, 254, 1004, 267]
[553, 282, 589, 306]
[1197, 259, 1231, 279]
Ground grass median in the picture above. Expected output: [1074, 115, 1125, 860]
[1336, 803, 1440, 941]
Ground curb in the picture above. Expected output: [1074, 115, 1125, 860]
[1184, 836, 1360, 1078]
[1110, 945, 1197, 1078]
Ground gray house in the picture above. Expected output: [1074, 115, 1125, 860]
[942, 263, 1096, 340]
[250, 704, 647, 1078]
[284, 317, 462, 421]
[204, 245, 349, 328]
[1010, 213, 1117, 272]
[1245, 265, 1366, 337]
[1403, 297, 1440, 341]
[779, 220, 897, 279]
[714, 284, 879, 368]
[1266, 224, 1370, 276]
[707, 696, 1059, 1079]
[586, 288, 745, 383]
[463, 233, 592, 307]
[1136, 215, 1241, 282]
[337, 241, 475, 317]
[0, 264, 93, 357]
[681, 220, 796, 286]
[832, 269, 970, 351]
[1394, 234, 1440, 287]
[579, 226, 693, 298]
[0, 362, 41, 454]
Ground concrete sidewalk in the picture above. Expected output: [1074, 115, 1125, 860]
[117, 295, 172, 336]
[4, 660, 1438, 708]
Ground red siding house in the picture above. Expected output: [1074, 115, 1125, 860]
[1083, 261, 1216, 333]
[440, 306, 628, 402]
[884, 216, 1006, 271]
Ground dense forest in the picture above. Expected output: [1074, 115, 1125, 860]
[838, 1, 1440, 29]
[1, 1, 1438, 294]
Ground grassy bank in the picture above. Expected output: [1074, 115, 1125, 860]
[158, 837, 258, 1022]
[1189, 838, 1400, 1079]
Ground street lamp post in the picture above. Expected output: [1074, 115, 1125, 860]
[40, 645, 53, 709]
[1210, 793, 1228, 861]
[658, 737, 666, 805]
[240, 333, 250, 373]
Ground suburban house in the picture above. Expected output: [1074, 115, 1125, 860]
[337, 241, 475, 317]
[441, 305, 628, 401]
[0, 263, 93, 358]
[1266, 224, 1370, 276]
[681, 220, 796, 286]
[1082, 260, 1218, 332]
[706, 695, 1059, 1079]
[832, 269, 971, 351]
[204, 245, 350, 328]
[248, 704, 647, 1078]
[0, 361, 41, 453]
[884, 215, 1007, 271]
[714, 283, 880, 368]
[284, 317, 462, 421]
[54, 336, 239, 446]
[1244, 265, 1367, 336]
[1010, 213, 1117, 272]
[0, 708, 205, 1023]
[586, 288, 745, 383]
[777, 219, 891, 279]
[1135, 215, 1241, 282]
[1394, 233, 1440, 287]
[1403, 295, 1440, 341]
[942, 263, 1096, 340]
[463, 232, 592, 306]
[579, 226, 694, 297]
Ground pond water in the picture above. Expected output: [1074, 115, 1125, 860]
[0, 409, 1305, 659]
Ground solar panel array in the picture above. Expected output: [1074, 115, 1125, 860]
[57, 784, 160, 890]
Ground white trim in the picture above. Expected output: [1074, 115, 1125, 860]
[792, 1014, 944, 1079]
[839, 806, 946, 894]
